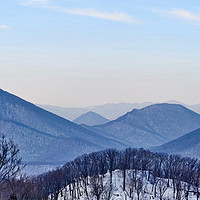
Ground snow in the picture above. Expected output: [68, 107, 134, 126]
[57, 170, 197, 200]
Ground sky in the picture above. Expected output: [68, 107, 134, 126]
[0, 0, 200, 107]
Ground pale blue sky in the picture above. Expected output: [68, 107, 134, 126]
[0, 0, 200, 107]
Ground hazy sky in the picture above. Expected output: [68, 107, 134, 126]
[0, 0, 200, 107]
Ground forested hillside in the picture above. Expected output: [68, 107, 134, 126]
[151, 128, 200, 158]
[88, 104, 200, 148]
[34, 148, 200, 200]
[0, 89, 125, 164]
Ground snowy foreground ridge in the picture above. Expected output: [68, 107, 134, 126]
[55, 170, 197, 200]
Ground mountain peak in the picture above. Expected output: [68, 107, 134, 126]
[73, 111, 110, 126]
[93, 103, 200, 149]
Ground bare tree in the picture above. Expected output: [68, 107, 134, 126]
[90, 175, 103, 200]
[156, 179, 168, 200]
[135, 177, 143, 200]
[0, 134, 23, 183]
[33, 147, 200, 200]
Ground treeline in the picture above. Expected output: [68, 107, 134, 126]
[35, 148, 200, 200]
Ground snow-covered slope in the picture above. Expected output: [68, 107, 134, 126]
[73, 111, 110, 126]
[0, 89, 125, 165]
[89, 104, 200, 148]
[151, 128, 200, 159]
[57, 170, 197, 200]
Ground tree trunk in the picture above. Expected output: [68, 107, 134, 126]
[123, 170, 126, 191]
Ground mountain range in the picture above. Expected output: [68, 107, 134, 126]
[1, 89, 200, 166]
[39, 102, 153, 121]
[39, 101, 200, 121]
[86, 104, 200, 148]
[0, 89, 125, 165]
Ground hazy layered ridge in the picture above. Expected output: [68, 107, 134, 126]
[189, 103, 200, 114]
[151, 128, 200, 158]
[0, 89, 125, 164]
[39, 102, 200, 122]
[38, 105, 88, 121]
[39, 102, 153, 121]
[73, 111, 110, 126]
[88, 104, 200, 148]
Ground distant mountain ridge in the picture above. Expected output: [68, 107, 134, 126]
[0, 89, 125, 165]
[150, 128, 200, 158]
[39, 101, 200, 121]
[39, 102, 154, 120]
[38, 104, 88, 121]
[73, 111, 110, 126]
[86, 103, 200, 148]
